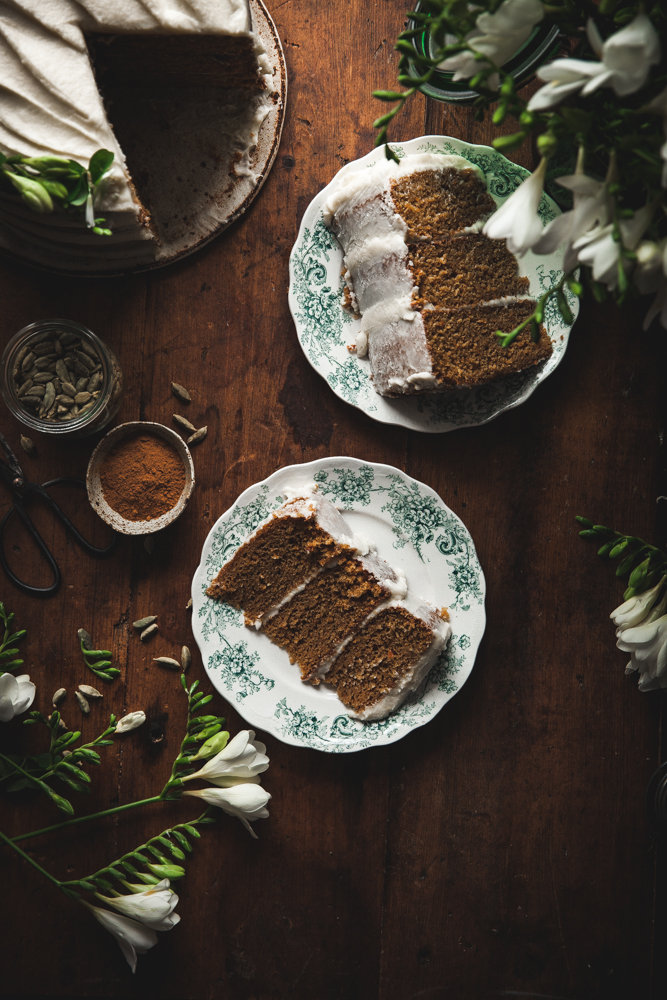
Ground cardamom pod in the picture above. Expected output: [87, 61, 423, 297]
[140, 623, 158, 641]
[75, 690, 90, 714]
[78, 684, 102, 698]
[52, 687, 66, 707]
[181, 646, 191, 671]
[171, 382, 191, 402]
[173, 414, 196, 434]
[78, 627, 92, 650]
[187, 426, 207, 446]
[133, 616, 157, 629]
[20, 435, 36, 457]
[153, 656, 181, 669]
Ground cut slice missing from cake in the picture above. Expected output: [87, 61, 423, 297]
[323, 152, 552, 396]
[324, 599, 451, 721]
[206, 486, 450, 720]
[0, 0, 278, 271]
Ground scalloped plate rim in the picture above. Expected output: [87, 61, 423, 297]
[288, 134, 577, 434]
[191, 456, 486, 753]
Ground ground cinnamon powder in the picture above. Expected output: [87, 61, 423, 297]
[100, 433, 186, 521]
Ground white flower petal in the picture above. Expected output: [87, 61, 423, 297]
[611, 579, 665, 628]
[83, 902, 158, 974]
[95, 880, 180, 932]
[483, 158, 547, 256]
[183, 783, 271, 838]
[115, 711, 146, 734]
[0, 673, 35, 722]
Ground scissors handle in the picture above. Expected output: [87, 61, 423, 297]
[0, 478, 116, 596]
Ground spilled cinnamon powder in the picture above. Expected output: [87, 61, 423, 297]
[100, 433, 185, 521]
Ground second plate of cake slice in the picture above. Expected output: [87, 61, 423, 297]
[288, 135, 578, 433]
[191, 457, 486, 752]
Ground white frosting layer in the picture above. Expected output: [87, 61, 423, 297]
[326, 152, 489, 396]
[0, 0, 272, 265]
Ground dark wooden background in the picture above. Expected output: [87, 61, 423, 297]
[1, 2, 666, 998]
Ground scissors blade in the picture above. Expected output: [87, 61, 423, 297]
[0, 430, 23, 479]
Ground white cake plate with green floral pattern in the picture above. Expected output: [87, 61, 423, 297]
[192, 457, 486, 753]
[288, 135, 578, 433]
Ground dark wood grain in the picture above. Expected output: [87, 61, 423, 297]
[1, 2, 665, 998]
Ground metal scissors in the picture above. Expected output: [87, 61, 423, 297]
[0, 431, 116, 596]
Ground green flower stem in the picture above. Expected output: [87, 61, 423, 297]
[10, 795, 163, 844]
[62, 808, 212, 888]
[0, 827, 64, 892]
[0, 752, 48, 791]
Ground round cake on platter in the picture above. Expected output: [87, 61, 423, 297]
[0, 0, 286, 275]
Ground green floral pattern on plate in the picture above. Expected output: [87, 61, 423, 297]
[192, 458, 486, 753]
[288, 135, 578, 434]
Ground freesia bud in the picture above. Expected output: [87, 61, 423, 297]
[190, 730, 230, 761]
[4, 172, 53, 213]
[115, 711, 146, 734]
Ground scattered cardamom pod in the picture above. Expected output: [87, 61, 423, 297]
[20, 435, 36, 457]
[187, 426, 207, 446]
[173, 413, 197, 434]
[186, 597, 193, 610]
[140, 623, 158, 641]
[77, 628, 92, 650]
[181, 645, 191, 671]
[133, 616, 157, 630]
[52, 687, 66, 707]
[153, 656, 181, 670]
[75, 690, 90, 714]
[171, 382, 191, 403]
[78, 684, 102, 699]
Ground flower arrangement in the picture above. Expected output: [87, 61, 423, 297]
[375, 2, 667, 339]
[577, 517, 667, 691]
[0, 148, 115, 235]
[0, 613, 271, 974]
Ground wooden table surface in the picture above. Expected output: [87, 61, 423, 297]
[1, 2, 666, 998]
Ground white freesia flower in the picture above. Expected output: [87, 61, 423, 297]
[643, 86, 667, 188]
[612, 578, 667, 691]
[531, 149, 609, 270]
[183, 730, 269, 787]
[0, 673, 36, 722]
[82, 901, 158, 974]
[483, 157, 547, 256]
[115, 710, 146, 734]
[438, 0, 543, 90]
[610, 578, 666, 628]
[572, 202, 654, 290]
[633, 240, 666, 295]
[94, 879, 180, 931]
[642, 279, 667, 331]
[183, 783, 271, 839]
[528, 14, 661, 111]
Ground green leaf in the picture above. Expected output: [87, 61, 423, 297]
[77, 880, 97, 892]
[575, 517, 593, 529]
[617, 552, 639, 577]
[609, 539, 630, 559]
[184, 824, 201, 838]
[492, 132, 527, 154]
[556, 289, 573, 325]
[107, 867, 124, 880]
[167, 844, 186, 861]
[89, 149, 114, 184]
[629, 558, 651, 588]
[121, 861, 138, 875]
[597, 540, 618, 557]
[66, 175, 89, 207]
[373, 90, 405, 101]
[93, 877, 115, 891]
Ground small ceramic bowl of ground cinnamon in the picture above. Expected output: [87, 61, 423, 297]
[86, 422, 195, 534]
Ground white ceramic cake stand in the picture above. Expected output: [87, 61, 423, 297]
[191, 457, 486, 753]
[288, 135, 578, 434]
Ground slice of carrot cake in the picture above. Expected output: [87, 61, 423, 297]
[324, 598, 451, 721]
[323, 152, 551, 395]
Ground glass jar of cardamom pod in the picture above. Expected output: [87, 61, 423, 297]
[0, 319, 124, 438]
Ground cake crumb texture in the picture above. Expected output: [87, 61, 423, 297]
[411, 234, 530, 309]
[262, 557, 391, 681]
[390, 168, 495, 241]
[326, 606, 434, 714]
[206, 515, 349, 623]
[424, 301, 552, 387]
